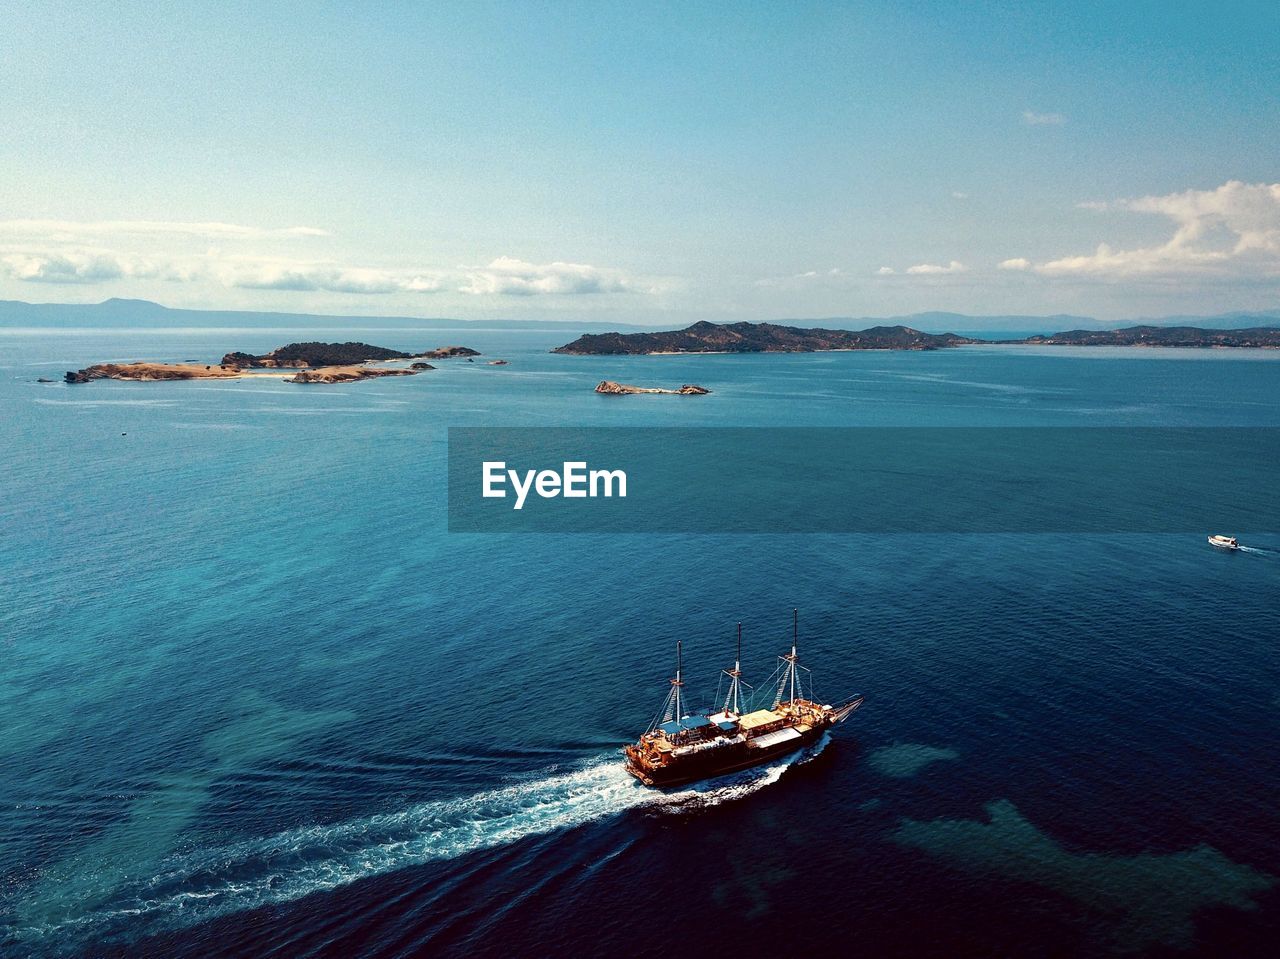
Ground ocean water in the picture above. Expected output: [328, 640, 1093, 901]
[1, 324, 1279, 958]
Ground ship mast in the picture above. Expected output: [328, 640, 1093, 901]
[775, 608, 801, 707]
[722, 622, 747, 715]
[663, 640, 685, 723]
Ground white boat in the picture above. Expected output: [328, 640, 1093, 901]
[1208, 535, 1240, 550]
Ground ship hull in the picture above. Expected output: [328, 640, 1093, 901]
[628, 724, 827, 789]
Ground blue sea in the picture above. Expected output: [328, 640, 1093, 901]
[2, 321, 1279, 958]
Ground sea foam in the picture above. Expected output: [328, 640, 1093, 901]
[10, 739, 827, 950]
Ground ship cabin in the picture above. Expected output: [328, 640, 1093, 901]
[656, 714, 737, 745]
[738, 708, 785, 733]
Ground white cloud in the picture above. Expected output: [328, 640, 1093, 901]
[2, 252, 126, 284]
[227, 259, 448, 293]
[905, 260, 967, 275]
[0, 219, 645, 298]
[1076, 201, 1110, 212]
[875, 266, 896, 275]
[459, 256, 640, 295]
[0, 219, 329, 239]
[0, 247, 450, 295]
[1036, 180, 1280, 277]
[0, 248, 641, 296]
[998, 257, 1032, 271]
[1023, 110, 1065, 126]
[0, 250, 200, 284]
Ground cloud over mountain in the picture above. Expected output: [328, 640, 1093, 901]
[0, 219, 641, 298]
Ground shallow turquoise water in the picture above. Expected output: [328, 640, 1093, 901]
[2, 323, 1278, 957]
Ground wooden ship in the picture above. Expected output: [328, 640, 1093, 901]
[624, 611, 863, 788]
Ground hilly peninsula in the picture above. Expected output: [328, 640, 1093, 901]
[1015, 326, 1280, 348]
[552, 321, 977, 354]
[553, 321, 1280, 355]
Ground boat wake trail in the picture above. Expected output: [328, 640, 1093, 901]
[11, 738, 828, 950]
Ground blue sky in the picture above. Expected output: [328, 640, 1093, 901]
[2, 1, 1278, 324]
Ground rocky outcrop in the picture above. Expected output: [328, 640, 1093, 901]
[595, 380, 711, 395]
[65, 363, 243, 383]
[488, 359, 508, 365]
[410, 361, 436, 370]
[286, 366, 419, 384]
[556, 322, 979, 355]
[420, 346, 481, 359]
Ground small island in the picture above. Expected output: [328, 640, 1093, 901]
[66, 341, 480, 385]
[422, 346, 481, 359]
[595, 380, 711, 395]
[220, 342, 480, 368]
[286, 366, 417, 384]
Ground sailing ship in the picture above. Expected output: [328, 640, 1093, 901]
[624, 611, 864, 788]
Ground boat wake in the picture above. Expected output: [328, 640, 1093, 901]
[11, 737, 829, 950]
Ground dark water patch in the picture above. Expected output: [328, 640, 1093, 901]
[867, 743, 960, 778]
[892, 799, 1274, 954]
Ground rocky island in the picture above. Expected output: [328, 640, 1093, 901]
[65, 362, 245, 383]
[422, 346, 481, 359]
[285, 366, 417, 384]
[66, 341, 480, 385]
[554, 321, 977, 354]
[595, 380, 711, 395]
[219, 341, 479, 367]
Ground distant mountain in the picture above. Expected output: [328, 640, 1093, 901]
[767, 310, 1280, 333]
[552, 321, 978, 354]
[1016, 326, 1280, 348]
[0, 298, 642, 331]
[2, 298, 1278, 339]
[1120, 310, 1280, 330]
[770, 311, 1098, 333]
